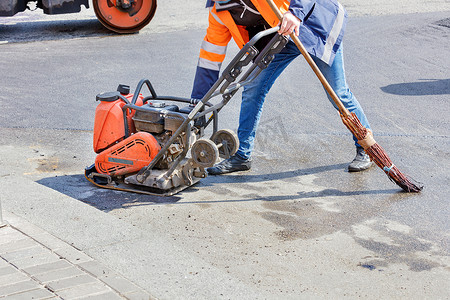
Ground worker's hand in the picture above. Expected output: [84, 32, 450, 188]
[278, 11, 301, 36]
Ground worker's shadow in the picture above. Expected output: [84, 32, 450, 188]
[0, 19, 116, 43]
[184, 162, 400, 203]
[202, 162, 349, 185]
[380, 79, 450, 96]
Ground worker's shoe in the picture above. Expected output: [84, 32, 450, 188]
[207, 155, 252, 175]
[348, 147, 373, 172]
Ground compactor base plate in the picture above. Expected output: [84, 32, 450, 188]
[84, 165, 200, 197]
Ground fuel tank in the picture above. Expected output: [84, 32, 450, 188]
[93, 91, 144, 154]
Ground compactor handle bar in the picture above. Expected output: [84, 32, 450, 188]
[135, 27, 288, 183]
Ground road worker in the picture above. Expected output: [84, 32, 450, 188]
[191, 0, 373, 174]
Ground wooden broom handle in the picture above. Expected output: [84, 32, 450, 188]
[266, 0, 351, 117]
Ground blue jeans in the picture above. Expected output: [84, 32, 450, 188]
[235, 41, 371, 160]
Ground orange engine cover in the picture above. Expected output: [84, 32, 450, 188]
[95, 131, 160, 176]
[93, 92, 144, 153]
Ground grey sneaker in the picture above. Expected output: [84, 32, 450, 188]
[348, 147, 373, 172]
[207, 155, 252, 175]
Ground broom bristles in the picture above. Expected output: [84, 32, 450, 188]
[365, 143, 423, 192]
[340, 112, 423, 193]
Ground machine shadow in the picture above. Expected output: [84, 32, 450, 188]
[36, 162, 401, 212]
[36, 174, 182, 213]
[0, 19, 117, 43]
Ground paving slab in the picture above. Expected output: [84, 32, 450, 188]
[0, 213, 153, 299]
[0, 279, 41, 297]
[1, 287, 55, 300]
[0, 271, 29, 286]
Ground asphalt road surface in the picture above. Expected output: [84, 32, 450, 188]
[0, 2, 449, 299]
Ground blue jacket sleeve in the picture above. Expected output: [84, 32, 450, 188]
[191, 66, 220, 100]
[288, 0, 316, 22]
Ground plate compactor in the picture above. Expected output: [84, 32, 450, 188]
[85, 28, 288, 196]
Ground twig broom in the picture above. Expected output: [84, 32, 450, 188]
[266, 0, 423, 192]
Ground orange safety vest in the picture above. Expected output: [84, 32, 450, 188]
[199, 0, 289, 72]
